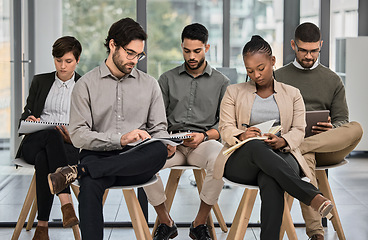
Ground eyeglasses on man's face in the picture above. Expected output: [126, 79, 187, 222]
[294, 42, 321, 56]
[122, 47, 146, 61]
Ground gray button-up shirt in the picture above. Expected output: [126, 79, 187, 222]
[69, 62, 168, 151]
[158, 62, 230, 133]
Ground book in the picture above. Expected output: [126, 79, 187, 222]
[305, 110, 330, 137]
[223, 120, 282, 156]
[18, 120, 68, 134]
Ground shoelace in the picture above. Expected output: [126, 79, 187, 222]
[64, 165, 78, 184]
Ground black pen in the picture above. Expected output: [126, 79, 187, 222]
[242, 124, 250, 128]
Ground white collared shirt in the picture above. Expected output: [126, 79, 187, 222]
[292, 58, 319, 70]
[40, 73, 75, 123]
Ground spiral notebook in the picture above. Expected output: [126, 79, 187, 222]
[18, 120, 68, 134]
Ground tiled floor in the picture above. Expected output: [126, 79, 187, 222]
[1, 150, 368, 239]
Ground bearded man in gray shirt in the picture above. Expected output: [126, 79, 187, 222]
[47, 18, 174, 240]
[145, 23, 230, 240]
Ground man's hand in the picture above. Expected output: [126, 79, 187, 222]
[238, 127, 262, 141]
[120, 129, 151, 146]
[25, 115, 40, 122]
[56, 125, 72, 144]
[167, 145, 176, 158]
[183, 132, 205, 149]
[312, 116, 333, 135]
[263, 133, 287, 150]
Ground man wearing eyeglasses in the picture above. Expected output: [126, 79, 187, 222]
[47, 18, 173, 240]
[275, 22, 362, 240]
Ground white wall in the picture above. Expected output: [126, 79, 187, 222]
[345, 37, 368, 151]
[34, 0, 62, 74]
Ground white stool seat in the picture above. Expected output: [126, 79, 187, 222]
[316, 158, 348, 170]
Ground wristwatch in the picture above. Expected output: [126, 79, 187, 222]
[202, 132, 209, 142]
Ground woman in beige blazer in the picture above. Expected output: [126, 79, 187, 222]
[213, 35, 333, 239]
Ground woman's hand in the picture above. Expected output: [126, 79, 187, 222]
[56, 125, 72, 144]
[263, 133, 286, 150]
[25, 115, 40, 122]
[238, 127, 262, 141]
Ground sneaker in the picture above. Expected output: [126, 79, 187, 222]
[189, 222, 211, 240]
[153, 223, 178, 240]
[48, 165, 78, 194]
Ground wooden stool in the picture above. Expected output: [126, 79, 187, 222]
[11, 158, 81, 240]
[152, 166, 228, 240]
[223, 177, 297, 240]
[71, 176, 158, 240]
[316, 159, 348, 240]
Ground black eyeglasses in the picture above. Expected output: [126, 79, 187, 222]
[122, 47, 146, 61]
[294, 42, 321, 56]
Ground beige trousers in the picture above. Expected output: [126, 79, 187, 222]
[144, 140, 224, 206]
[298, 121, 363, 237]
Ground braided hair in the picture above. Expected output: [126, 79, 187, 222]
[242, 35, 272, 57]
[242, 35, 274, 81]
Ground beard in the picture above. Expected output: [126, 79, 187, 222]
[297, 57, 317, 69]
[185, 57, 205, 70]
[112, 49, 135, 74]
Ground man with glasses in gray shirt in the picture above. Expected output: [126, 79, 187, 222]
[48, 18, 174, 240]
[144, 23, 230, 240]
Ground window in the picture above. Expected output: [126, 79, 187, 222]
[147, 0, 223, 79]
[230, 0, 283, 83]
[62, 0, 136, 75]
[0, 0, 10, 144]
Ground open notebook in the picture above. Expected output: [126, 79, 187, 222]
[223, 120, 282, 156]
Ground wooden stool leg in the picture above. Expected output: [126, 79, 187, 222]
[26, 196, 37, 230]
[123, 189, 152, 240]
[200, 169, 228, 233]
[152, 169, 183, 236]
[279, 193, 297, 240]
[12, 173, 37, 240]
[193, 169, 217, 240]
[226, 188, 258, 240]
[316, 170, 346, 240]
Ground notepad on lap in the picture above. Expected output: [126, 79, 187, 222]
[18, 120, 68, 134]
[223, 120, 282, 156]
[305, 110, 330, 138]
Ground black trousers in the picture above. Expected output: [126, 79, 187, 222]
[224, 140, 321, 240]
[78, 141, 167, 240]
[22, 129, 79, 221]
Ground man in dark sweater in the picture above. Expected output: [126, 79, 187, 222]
[275, 22, 363, 240]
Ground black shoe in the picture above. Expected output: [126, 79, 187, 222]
[189, 222, 212, 240]
[153, 223, 178, 240]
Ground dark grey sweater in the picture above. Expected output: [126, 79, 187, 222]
[275, 62, 348, 128]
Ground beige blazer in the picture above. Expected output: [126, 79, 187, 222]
[213, 80, 312, 180]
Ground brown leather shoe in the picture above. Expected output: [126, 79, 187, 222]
[48, 165, 78, 194]
[310, 234, 324, 240]
[61, 203, 79, 228]
[32, 226, 49, 240]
